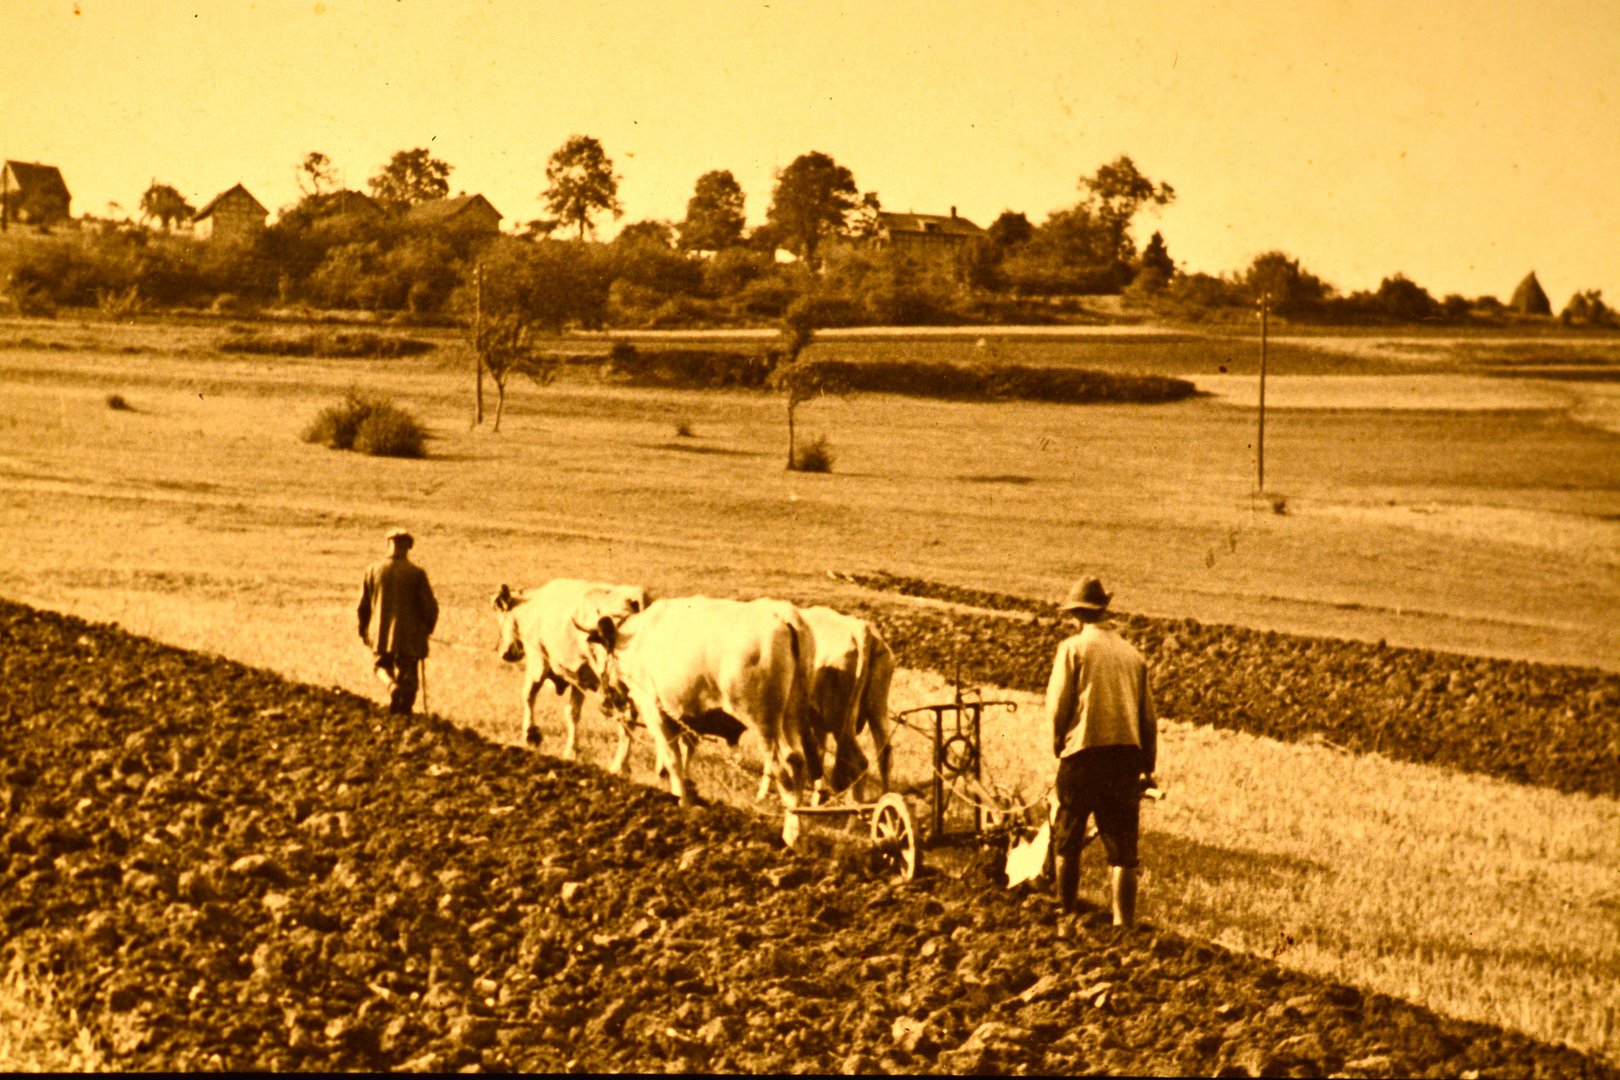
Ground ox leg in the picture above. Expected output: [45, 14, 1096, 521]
[867, 713, 894, 795]
[637, 695, 694, 805]
[608, 719, 633, 775]
[522, 680, 544, 748]
[771, 747, 810, 847]
[559, 685, 585, 761]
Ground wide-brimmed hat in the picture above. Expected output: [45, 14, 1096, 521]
[385, 527, 414, 547]
[1058, 575, 1112, 613]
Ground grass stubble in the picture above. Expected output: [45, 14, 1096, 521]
[0, 317, 1615, 1063]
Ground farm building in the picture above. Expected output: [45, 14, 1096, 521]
[193, 184, 268, 242]
[404, 193, 502, 234]
[1, 160, 73, 227]
[313, 189, 386, 222]
[1509, 271, 1551, 316]
[872, 208, 987, 257]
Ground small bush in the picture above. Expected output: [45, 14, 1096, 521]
[105, 393, 132, 411]
[353, 407, 428, 458]
[11, 286, 58, 319]
[96, 285, 144, 319]
[791, 434, 835, 473]
[673, 418, 695, 438]
[303, 390, 428, 457]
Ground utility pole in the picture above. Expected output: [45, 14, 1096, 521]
[473, 263, 485, 426]
[1256, 292, 1270, 494]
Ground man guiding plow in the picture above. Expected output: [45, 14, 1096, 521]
[1045, 575, 1158, 935]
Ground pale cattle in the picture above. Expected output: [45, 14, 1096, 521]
[756, 605, 896, 801]
[492, 579, 649, 768]
[586, 596, 814, 845]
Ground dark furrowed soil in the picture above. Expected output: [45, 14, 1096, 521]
[3, 598, 1615, 1076]
[842, 572, 1620, 800]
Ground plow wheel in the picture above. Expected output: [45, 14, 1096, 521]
[869, 793, 919, 882]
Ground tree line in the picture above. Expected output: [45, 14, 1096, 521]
[5, 135, 1614, 330]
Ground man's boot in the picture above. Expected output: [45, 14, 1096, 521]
[1054, 854, 1080, 938]
[1110, 866, 1138, 928]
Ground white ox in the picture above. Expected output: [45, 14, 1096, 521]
[492, 579, 650, 769]
[585, 596, 815, 845]
[755, 605, 896, 801]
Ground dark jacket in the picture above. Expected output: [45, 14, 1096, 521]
[358, 556, 438, 659]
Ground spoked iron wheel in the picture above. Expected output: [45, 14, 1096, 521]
[869, 793, 919, 882]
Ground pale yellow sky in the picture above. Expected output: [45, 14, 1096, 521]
[5, 0, 1617, 303]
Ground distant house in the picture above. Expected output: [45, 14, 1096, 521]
[404, 194, 502, 234]
[193, 184, 268, 242]
[322, 189, 385, 221]
[1, 160, 72, 226]
[872, 208, 987, 257]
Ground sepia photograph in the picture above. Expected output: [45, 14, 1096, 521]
[0, 0, 1616, 1073]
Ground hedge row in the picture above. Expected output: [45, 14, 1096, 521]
[218, 330, 435, 359]
[548, 347, 1198, 405]
[843, 572, 1620, 800]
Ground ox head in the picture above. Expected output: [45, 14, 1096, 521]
[492, 584, 524, 663]
[576, 612, 628, 708]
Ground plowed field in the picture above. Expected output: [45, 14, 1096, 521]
[3, 598, 1613, 1076]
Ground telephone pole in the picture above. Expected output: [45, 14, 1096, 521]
[1256, 292, 1270, 494]
[473, 263, 485, 426]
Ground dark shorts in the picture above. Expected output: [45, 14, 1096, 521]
[1054, 745, 1143, 867]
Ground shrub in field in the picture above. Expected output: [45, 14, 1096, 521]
[352, 407, 428, 458]
[673, 418, 695, 438]
[96, 285, 145, 319]
[303, 391, 428, 458]
[790, 433, 835, 473]
[105, 393, 132, 411]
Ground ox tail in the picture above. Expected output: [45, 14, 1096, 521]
[777, 619, 814, 796]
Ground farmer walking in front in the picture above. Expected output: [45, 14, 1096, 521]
[1046, 575, 1157, 934]
[358, 527, 439, 715]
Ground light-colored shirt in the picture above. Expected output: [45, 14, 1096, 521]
[1046, 621, 1156, 769]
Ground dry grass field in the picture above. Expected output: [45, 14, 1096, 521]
[1, 314, 1617, 1062]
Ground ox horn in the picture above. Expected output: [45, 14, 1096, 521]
[575, 614, 618, 650]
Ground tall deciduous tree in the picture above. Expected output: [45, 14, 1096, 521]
[765, 151, 860, 266]
[1244, 251, 1329, 314]
[987, 210, 1034, 252]
[677, 170, 746, 252]
[542, 135, 622, 241]
[139, 182, 194, 232]
[1078, 155, 1175, 266]
[296, 152, 339, 197]
[368, 148, 452, 209]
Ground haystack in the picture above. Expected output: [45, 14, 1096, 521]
[1509, 272, 1551, 316]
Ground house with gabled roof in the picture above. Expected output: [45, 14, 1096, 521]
[873, 207, 987, 257]
[404, 193, 502, 234]
[193, 183, 268, 242]
[1, 160, 72, 226]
